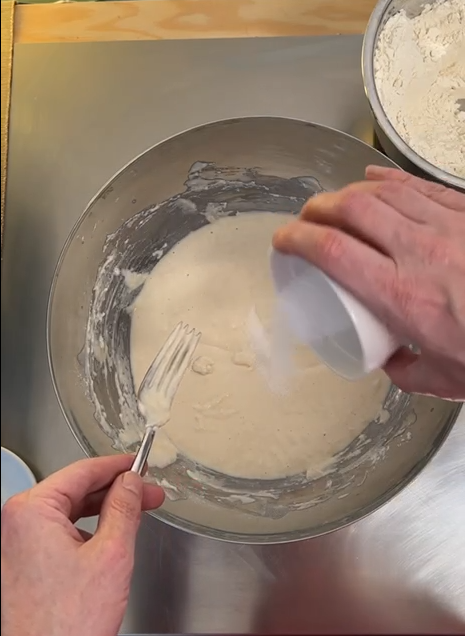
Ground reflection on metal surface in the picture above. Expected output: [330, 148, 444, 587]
[48, 115, 459, 545]
[2, 36, 464, 633]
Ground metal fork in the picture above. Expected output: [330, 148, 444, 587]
[130, 322, 201, 474]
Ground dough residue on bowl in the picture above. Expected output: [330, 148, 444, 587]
[129, 212, 390, 480]
[374, 0, 465, 178]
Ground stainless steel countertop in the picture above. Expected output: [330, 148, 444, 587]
[2, 35, 464, 634]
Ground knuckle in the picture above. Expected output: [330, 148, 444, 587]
[373, 180, 411, 210]
[419, 179, 447, 197]
[110, 495, 139, 520]
[338, 188, 374, 221]
[338, 187, 364, 209]
[398, 172, 445, 194]
[375, 180, 405, 199]
[314, 227, 346, 262]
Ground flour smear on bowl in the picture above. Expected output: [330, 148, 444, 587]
[374, 0, 465, 178]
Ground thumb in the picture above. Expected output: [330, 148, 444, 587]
[96, 471, 143, 551]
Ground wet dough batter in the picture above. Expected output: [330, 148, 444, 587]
[130, 213, 390, 480]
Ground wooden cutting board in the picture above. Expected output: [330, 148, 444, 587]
[1, 0, 15, 251]
[14, 0, 376, 44]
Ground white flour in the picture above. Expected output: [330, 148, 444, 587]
[374, 0, 465, 178]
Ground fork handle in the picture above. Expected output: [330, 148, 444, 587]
[130, 427, 157, 475]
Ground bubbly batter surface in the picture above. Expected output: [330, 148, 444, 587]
[130, 213, 389, 479]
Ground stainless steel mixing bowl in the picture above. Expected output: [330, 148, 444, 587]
[47, 117, 461, 544]
[362, 0, 465, 191]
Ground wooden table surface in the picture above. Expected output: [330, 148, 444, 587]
[15, 0, 376, 44]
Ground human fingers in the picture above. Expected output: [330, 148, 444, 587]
[359, 179, 453, 225]
[94, 472, 144, 554]
[272, 219, 399, 320]
[383, 346, 418, 374]
[272, 220, 413, 335]
[384, 349, 465, 400]
[299, 186, 415, 254]
[72, 482, 165, 522]
[302, 179, 450, 231]
[365, 166, 465, 212]
[31, 455, 135, 518]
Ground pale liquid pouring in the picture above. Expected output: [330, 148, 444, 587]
[268, 248, 399, 381]
[129, 213, 391, 480]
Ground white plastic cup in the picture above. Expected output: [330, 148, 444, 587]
[269, 249, 399, 380]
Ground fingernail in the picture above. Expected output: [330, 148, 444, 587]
[121, 471, 143, 496]
[366, 165, 387, 175]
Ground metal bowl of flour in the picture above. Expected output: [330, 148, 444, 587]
[362, 0, 465, 191]
[47, 117, 461, 544]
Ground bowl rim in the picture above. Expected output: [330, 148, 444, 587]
[46, 115, 462, 544]
[147, 401, 460, 545]
[361, 0, 465, 191]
